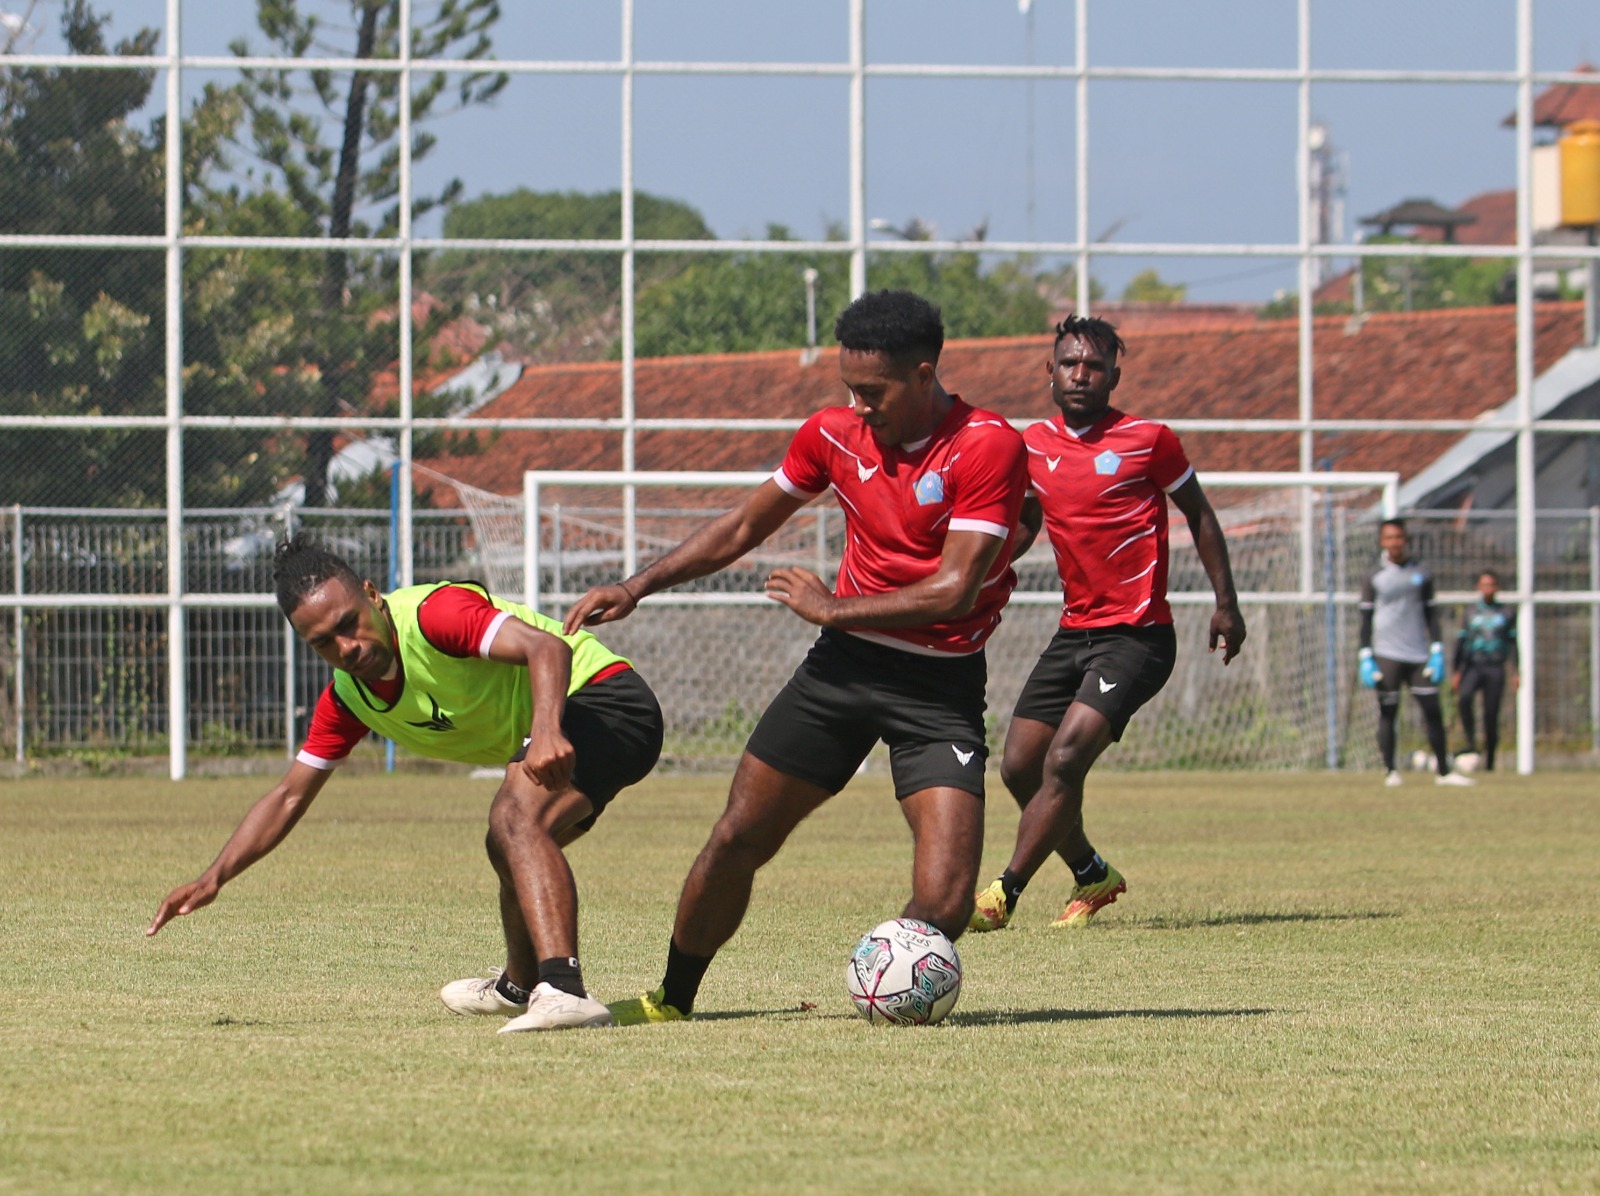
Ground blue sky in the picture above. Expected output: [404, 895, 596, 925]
[34, 0, 1600, 302]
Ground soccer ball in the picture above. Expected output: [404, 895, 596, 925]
[1410, 749, 1436, 772]
[845, 917, 962, 1026]
[1453, 751, 1481, 775]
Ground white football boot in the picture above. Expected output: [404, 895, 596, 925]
[499, 982, 615, 1033]
[439, 968, 526, 1016]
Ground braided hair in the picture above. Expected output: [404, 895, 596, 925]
[272, 531, 364, 619]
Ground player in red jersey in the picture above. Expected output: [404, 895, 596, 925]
[969, 314, 1246, 932]
[564, 289, 1032, 1024]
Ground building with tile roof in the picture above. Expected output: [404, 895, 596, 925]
[415, 302, 1595, 517]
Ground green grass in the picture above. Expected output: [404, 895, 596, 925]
[2, 769, 1597, 1194]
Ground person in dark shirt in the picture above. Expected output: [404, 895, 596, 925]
[1451, 569, 1518, 772]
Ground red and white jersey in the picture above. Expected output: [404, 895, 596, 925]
[1025, 407, 1194, 630]
[296, 584, 517, 769]
[773, 396, 1028, 654]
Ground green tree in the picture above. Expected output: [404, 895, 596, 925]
[0, 2, 170, 506]
[869, 252, 1051, 341]
[191, 0, 507, 507]
[1263, 239, 1512, 321]
[1357, 237, 1509, 312]
[1120, 268, 1187, 304]
[631, 225, 851, 359]
[630, 229, 1052, 359]
[426, 188, 716, 361]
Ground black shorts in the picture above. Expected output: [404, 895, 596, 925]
[744, 630, 989, 799]
[511, 667, 664, 830]
[1374, 656, 1436, 698]
[1011, 624, 1177, 741]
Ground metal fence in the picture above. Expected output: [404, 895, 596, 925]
[4, 500, 1595, 769]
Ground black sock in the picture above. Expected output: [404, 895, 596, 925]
[661, 938, 714, 1015]
[998, 869, 1028, 909]
[1069, 850, 1109, 886]
[494, 972, 531, 1004]
[537, 956, 586, 999]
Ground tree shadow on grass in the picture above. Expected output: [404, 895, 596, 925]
[1131, 910, 1399, 931]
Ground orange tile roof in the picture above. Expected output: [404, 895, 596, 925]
[416, 303, 1589, 502]
[1413, 190, 1516, 246]
[1502, 63, 1600, 129]
[1055, 301, 1265, 336]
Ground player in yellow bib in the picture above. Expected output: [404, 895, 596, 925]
[149, 534, 663, 1033]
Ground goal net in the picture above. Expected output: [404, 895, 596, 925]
[447, 469, 1401, 772]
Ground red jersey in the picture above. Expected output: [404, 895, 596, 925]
[1025, 408, 1194, 630]
[773, 396, 1028, 655]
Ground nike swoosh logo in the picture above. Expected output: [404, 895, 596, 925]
[857, 463, 878, 483]
[1098, 677, 1117, 693]
[1047, 456, 1061, 472]
[952, 746, 974, 766]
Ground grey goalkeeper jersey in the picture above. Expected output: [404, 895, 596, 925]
[1360, 556, 1436, 664]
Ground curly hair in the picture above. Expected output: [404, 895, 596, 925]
[1053, 314, 1127, 361]
[271, 531, 364, 619]
[833, 289, 945, 367]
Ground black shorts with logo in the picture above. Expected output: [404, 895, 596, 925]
[744, 629, 989, 799]
[1011, 623, 1177, 741]
[511, 667, 664, 829]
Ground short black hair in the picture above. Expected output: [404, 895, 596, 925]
[1480, 569, 1501, 583]
[272, 531, 363, 619]
[1381, 518, 1407, 535]
[1054, 314, 1127, 361]
[833, 289, 944, 368]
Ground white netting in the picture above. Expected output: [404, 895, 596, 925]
[444, 470, 1403, 771]
[420, 466, 527, 593]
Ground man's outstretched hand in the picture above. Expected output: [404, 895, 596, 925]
[146, 876, 219, 937]
[562, 584, 638, 635]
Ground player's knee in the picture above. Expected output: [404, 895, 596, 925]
[1042, 739, 1094, 786]
[703, 813, 785, 873]
[998, 753, 1040, 804]
[911, 891, 974, 942]
[483, 826, 510, 876]
[486, 791, 544, 853]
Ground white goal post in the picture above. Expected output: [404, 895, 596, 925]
[446, 468, 1404, 773]
[517, 468, 1399, 609]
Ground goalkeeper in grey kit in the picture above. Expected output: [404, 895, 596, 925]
[1357, 519, 1473, 787]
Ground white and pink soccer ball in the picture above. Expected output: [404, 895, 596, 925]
[845, 917, 962, 1026]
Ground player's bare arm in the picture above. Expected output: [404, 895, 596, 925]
[486, 616, 576, 792]
[146, 760, 333, 936]
[1009, 495, 1043, 563]
[1170, 475, 1246, 664]
[765, 529, 1006, 630]
[563, 480, 807, 633]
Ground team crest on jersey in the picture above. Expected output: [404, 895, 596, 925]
[913, 472, 946, 506]
[1094, 449, 1122, 476]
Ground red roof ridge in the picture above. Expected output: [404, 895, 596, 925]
[495, 302, 1596, 385]
[1245, 300, 1586, 333]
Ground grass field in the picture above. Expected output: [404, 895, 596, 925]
[2, 768, 1598, 1194]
